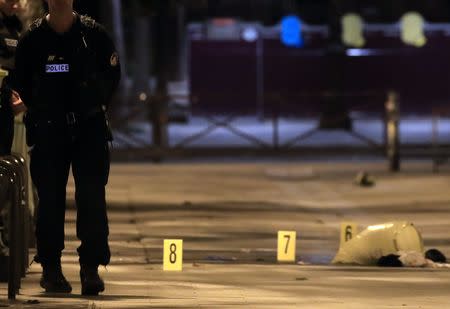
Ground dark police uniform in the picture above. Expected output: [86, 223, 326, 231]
[0, 12, 22, 156]
[14, 13, 120, 267]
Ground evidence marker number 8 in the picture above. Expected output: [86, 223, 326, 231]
[164, 239, 183, 271]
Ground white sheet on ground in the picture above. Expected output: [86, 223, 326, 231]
[332, 221, 424, 265]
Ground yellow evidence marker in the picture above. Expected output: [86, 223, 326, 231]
[277, 231, 296, 262]
[340, 222, 358, 247]
[163, 239, 183, 271]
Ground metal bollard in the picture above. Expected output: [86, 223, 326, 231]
[385, 91, 400, 172]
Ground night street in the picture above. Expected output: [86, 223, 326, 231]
[2, 161, 450, 308]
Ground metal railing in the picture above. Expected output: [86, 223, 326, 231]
[0, 154, 30, 300]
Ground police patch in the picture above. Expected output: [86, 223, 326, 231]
[46, 64, 70, 73]
[110, 52, 119, 67]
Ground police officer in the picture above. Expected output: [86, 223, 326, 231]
[14, 0, 120, 295]
[0, 0, 26, 156]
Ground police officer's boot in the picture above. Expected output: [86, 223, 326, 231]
[80, 264, 105, 296]
[40, 262, 72, 293]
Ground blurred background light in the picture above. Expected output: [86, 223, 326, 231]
[281, 15, 304, 47]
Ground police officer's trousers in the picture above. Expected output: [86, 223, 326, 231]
[30, 113, 111, 266]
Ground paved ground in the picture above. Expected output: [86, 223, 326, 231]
[2, 160, 450, 308]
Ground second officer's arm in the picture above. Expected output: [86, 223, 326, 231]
[13, 30, 33, 109]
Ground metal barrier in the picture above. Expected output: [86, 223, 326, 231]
[0, 154, 30, 300]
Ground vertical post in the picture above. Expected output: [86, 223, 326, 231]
[272, 93, 280, 149]
[8, 178, 17, 300]
[177, 3, 187, 81]
[256, 28, 264, 120]
[110, 0, 127, 71]
[151, 0, 170, 151]
[385, 91, 400, 172]
[432, 109, 439, 173]
[272, 113, 279, 149]
[320, 0, 351, 131]
[109, 0, 128, 118]
[133, 16, 151, 96]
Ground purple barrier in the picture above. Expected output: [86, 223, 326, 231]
[189, 30, 450, 117]
[190, 40, 258, 115]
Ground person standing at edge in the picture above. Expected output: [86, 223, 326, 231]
[0, 0, 26, 156]
[14, 0, 121, 295]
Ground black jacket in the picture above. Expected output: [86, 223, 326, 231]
[14, 13, 121, 117]
[0, 13, 22, 155]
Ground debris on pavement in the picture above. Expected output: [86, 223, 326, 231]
[204, 256, 237, 262]
[354, 171, 375, 187]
